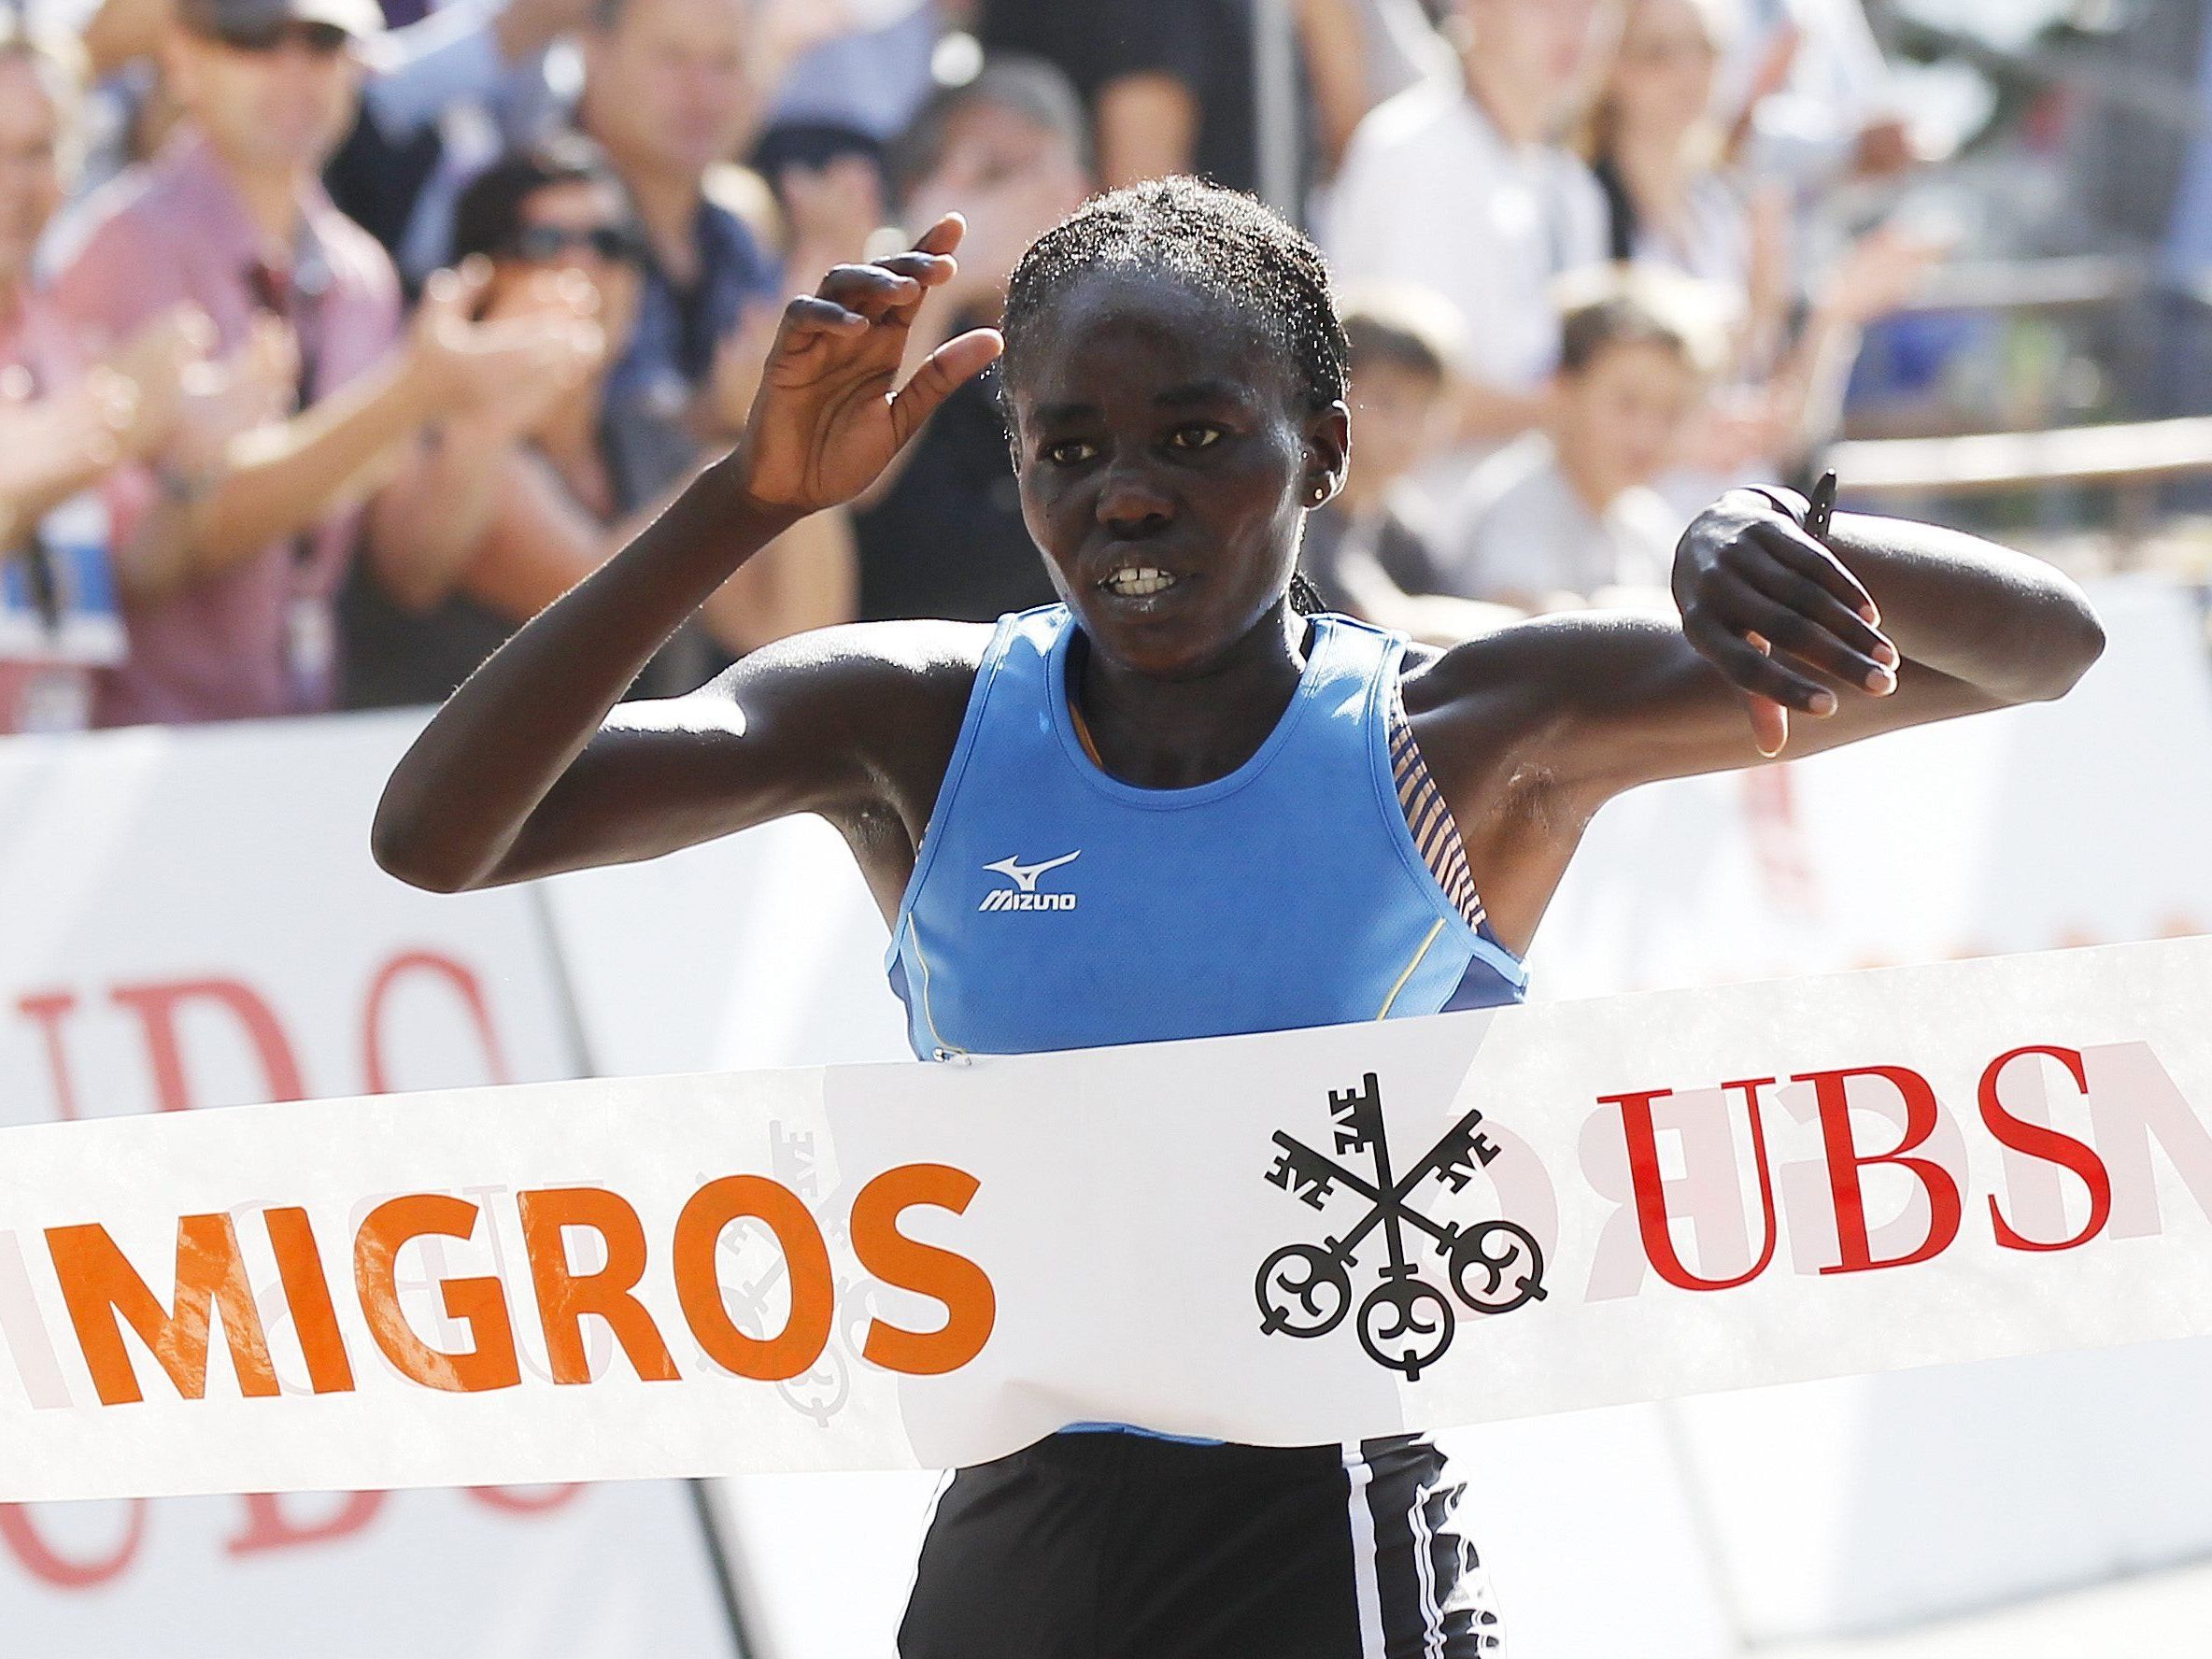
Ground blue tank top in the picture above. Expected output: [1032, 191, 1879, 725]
[886, 603, 1527, 1060]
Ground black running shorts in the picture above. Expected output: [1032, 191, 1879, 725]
[898, 1431, 1505, 1658]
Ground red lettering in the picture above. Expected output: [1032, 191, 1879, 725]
[1603, 1079, 1781, 1292]
[0, 1503, 146, 1588]
[15, 990, 82, 1122]
[362, 952, 511, 1096]
[225, 1491, 385, 1557]
[1799, 1065, 1963, 1274]
[463, 1484, 584, 1515]
[108, 978, 305, 1112]
[1979, 1045, 2112, 1252]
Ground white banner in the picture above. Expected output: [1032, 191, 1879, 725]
[522, 577, 2212, 1652]
[1530, 574, 2212, 999]
[3, 937, 2208, 1502]
[0, 1483, 735, 1659]
[0, 713, 737, 1656]
[0, 712, 581, 1117]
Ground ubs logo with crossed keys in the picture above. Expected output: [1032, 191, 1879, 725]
[1257, 1072, 1546, 1380]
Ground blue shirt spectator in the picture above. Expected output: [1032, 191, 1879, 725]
[600, 190, 779, 480]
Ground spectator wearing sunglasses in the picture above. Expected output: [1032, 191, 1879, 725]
[342, 137, 845, 708]
[45, 0, 598, 726]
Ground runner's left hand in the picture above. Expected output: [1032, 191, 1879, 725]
[1672, 489, 1900, 758]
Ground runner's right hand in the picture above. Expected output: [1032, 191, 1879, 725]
[726, 214, 1004, 516]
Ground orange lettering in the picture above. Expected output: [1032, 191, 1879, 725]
[352, 1196, 519, 1392]
[672, 1176, 831, 1382]
[849, 1165, 995, 1376]
[517, 1187, 678, 1384]
[264, 1207, 355, 1394]
[46, 1215, 278, 1406]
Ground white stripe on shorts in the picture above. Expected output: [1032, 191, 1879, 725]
[1342, 1441, 1386, 1659]
[1410, 1474, 1446, 1658]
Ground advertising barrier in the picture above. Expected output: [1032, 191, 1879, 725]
[0, 713, 737, 1656]
[3, 574, 2209, 1652]
[3, 937, 2208, 1502]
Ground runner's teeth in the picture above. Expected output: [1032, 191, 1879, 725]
[1104, 568, 1176, 597]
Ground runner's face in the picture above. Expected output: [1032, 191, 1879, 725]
[1009, 272, 1341, 680]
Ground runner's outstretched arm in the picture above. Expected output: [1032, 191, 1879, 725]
[372, 217, 1002, 895]
[1419, 487, 2106, 809]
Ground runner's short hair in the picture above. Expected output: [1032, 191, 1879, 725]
[1000, 176, 1349, 418]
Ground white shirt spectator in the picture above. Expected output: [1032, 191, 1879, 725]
[1619, 169, 1752, 293]
[1722, 0, 1895, 190]
[1439, 432, 1682, 603]
[1325, 78, 1607, 394]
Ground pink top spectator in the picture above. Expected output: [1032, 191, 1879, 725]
[49, 129, 402, 726]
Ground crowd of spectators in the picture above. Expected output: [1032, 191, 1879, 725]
[0, 0, 1941, 733]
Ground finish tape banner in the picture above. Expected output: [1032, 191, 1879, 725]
[4, 936, 2211, 1502]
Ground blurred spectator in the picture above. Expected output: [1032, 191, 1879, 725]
[765, 0, 948, 145]
[575, 0, 779, 461]
[976, 0, 1350, 196]
[48, 0, 597, 726]
[2073, 0, 2205, 270]
[1586, 0, 1788, 468]
[1344, 0, 1459, 107]
[1327, 0, 1614, 449]
[1720, 0, 1916, 193]
[342, 136, 845, 704]
[1582, 0, 1936, 512]
[752, 119, 888, 281]
[328, 0, 868, 284]
[1, 16, 291, 733]
[575, 0, 865, 688]
[1304, 285, 1524, 643]
[340, 136, 630, 705]
[850, 53, 1088, 622]
[1440, 271, 1713, 609]
[1302, 286, 1451, 609]
[324, 0, 590, 284]
[0, 23, 150, 732]
[2118, 0, 2212, 424]
[1588, 0, 1754, 287]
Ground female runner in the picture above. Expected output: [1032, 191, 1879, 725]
[374, 179, 2104, 1658]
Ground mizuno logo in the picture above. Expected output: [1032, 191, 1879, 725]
[984, 851, 1079, 892]
[980, 850, 1080, 912]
